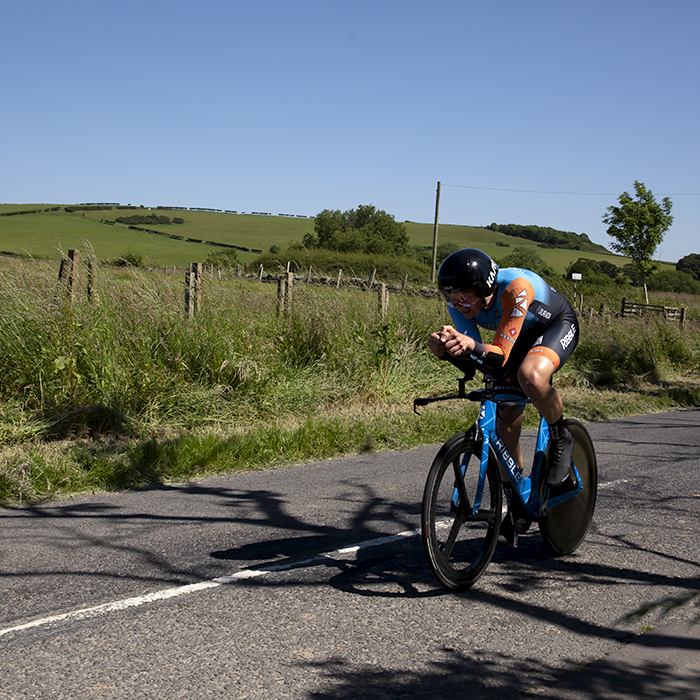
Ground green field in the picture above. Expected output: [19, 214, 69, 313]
[404, 221, 639, 274]
[0, 204, 317, 267]
[0, 202, 671, 274]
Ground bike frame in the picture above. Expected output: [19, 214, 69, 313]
[467, 394, 583, 518]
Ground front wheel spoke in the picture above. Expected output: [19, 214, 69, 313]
[452, 461, 471, 511]
[441, 513, 466, 559]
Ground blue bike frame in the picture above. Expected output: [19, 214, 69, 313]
[458, 395, 583, 517]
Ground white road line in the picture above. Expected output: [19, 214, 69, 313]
[0, 527, 420, 640]
[598, 479, 630, 489]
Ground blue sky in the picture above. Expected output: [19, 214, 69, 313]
[2, 0, 698, 262]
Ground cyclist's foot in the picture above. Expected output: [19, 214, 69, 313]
[502, 482, 532, 534]
[510, 498, 533, 535]
[498, 515, 518, 547]
[546, 428, 574, 486]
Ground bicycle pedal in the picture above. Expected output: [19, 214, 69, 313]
[497, 531, 518, 548]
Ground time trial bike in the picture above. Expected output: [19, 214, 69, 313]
[414, 364, 597, 591]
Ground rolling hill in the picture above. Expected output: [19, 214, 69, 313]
[0, 202, 660, 275]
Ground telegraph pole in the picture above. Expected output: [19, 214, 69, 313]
[430, 181, 441, 284]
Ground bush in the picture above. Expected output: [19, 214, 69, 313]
[205, 249, 239, 268]
[565, 258, 626, 286]
[253, 248, 431, 284]
[647, 269, 700, 294]
[413, 242, 461, 268]
[108, 251, 147, 268]
[115, 214, 172, 226]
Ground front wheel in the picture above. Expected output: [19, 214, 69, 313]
[539, 418, 597, 555]
[421, 429, 502, 590]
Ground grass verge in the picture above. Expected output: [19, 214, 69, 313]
[2, 377, 699, 506]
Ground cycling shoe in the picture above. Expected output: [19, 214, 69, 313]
[510, 498, 533, 535]
[498, 515, 518, 547]
[546, 428, 574, 486]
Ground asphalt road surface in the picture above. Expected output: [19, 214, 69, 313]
[1, 408, 699, 699]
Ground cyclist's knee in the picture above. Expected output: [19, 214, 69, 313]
[518, 358, 554, 396]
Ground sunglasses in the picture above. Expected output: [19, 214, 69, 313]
[446, 292, 482, 309]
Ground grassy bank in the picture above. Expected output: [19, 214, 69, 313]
[1, 259, 699, 505]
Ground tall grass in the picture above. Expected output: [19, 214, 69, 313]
[1, 258, 699, 504]
[0, 260, 456, 437]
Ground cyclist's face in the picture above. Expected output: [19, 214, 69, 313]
[447, 288, 485, 318]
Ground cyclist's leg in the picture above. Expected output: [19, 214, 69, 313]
[516, 312, 578, 418]
[518, 316, 579, 485]
[497, 404, 524, 474]
[517, 354, 559, 422]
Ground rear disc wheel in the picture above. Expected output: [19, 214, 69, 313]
[539, 418, 597, 555]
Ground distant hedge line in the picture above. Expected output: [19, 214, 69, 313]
[0, 207, 61, 216]
[486, 222, 607, 253]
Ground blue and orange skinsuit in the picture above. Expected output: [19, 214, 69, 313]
[446, 268, 579, 377]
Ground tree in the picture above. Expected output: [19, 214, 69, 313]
[677, 253, 700, 281]
[565, 258, 625, 286]
[602, 181, 673, 302]
[647, 269, 700, 294]
[313, 205, 410, 256]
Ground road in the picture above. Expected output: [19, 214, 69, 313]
[1, 409, 699, 699]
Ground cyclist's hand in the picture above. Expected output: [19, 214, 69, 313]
[429, 329, 447, 357]
[430, 325, 459, 357]
[436, 326, 474, 357]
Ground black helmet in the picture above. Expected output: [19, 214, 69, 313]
[438, 248, 499, 302]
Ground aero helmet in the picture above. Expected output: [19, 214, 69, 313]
[437, 249, 499, 303]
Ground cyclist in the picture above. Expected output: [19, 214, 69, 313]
[429, 248, 579, 546]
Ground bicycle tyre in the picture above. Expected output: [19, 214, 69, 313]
[539, 418, 597, 556]
[421, 429, 502, 590]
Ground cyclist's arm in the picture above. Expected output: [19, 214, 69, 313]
[440, 310, 505, 373]
[441, 279, 536, 373]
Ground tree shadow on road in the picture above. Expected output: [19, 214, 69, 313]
[301, 639, 700, 700]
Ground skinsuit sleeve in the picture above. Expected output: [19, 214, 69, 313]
[448, 278, 536, 373]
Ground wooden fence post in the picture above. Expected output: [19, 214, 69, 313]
[377, 283, 388, 320]
[285, 271, 294, 313]
[87, 259, 96, 300]
[368, 268, 376, 290]
[336, 269, 342, 288]
[277, 276, 286, 317]
[185, 262, 203, 317]
[185, 271, 194, 317]
[193, 263, 202, 314]
[58, 248, 79, 302]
